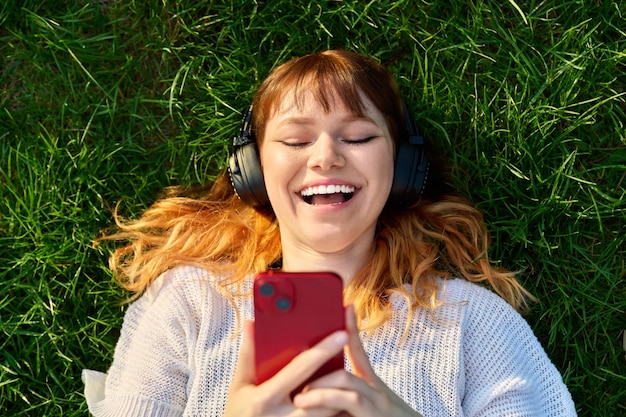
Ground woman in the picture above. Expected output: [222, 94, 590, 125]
[83, 50, 577, 416]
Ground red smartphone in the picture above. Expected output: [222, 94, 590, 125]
[253, 270, 345, 387]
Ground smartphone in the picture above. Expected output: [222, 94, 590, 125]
[253, 270, 345, 387]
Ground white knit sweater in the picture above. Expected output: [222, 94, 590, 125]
[83, 265, 577, 416]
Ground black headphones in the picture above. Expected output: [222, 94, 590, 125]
[228, 103, 429, 207]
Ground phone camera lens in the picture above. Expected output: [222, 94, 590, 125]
[259, 283, 274, 297]
[276, 297, 291, 311]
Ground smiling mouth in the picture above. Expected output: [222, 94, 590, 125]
[300, 184, 356, 205]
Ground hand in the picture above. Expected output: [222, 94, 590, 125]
[223, 320, 349, 417]
[292, 305, 424, 417]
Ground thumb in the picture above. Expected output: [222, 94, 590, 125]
[230, 320, 256, 389]
[344, 305, 377, 381]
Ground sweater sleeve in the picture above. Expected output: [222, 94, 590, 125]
[460, 283, 577, 417]
[84, 268, 207, 417]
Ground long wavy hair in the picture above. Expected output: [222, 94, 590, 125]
[100, 50, 534, 331]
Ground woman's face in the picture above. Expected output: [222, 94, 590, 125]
[259, 91, 395, 256]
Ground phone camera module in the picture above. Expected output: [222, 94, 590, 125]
[276, 297, 291, 311]
[259, 283, 274, 297]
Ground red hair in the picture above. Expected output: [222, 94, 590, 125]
[252, 50, 403, 148]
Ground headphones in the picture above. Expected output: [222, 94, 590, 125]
[228, 103, 429, 208]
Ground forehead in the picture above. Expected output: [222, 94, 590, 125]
[269, 89, 378, 120]
[264, 90, 392, 142]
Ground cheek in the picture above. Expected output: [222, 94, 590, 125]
[260, 148, 289, 183]
[375, 144, 395, 185]
[259, 146, 303, 202]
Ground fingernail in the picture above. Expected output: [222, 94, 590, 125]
[334, 331, 348, 346]
[293, 393, 307, 408]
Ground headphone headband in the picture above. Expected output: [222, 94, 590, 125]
[233, 106, 254, 147]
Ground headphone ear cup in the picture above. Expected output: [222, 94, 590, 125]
[229, 141, 270, 207]
[388, 105, 429, 206]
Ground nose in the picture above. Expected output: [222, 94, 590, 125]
[307, 134, 345, 171]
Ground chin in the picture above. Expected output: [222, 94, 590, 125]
[304, 232, 367, 255]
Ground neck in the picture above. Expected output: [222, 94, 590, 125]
[280, 238, 374, 285]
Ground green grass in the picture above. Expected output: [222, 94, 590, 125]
[1, 0, 624, 415]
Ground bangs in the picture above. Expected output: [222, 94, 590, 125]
[279, 68, 366, 117]
[251, 50, 402, 143]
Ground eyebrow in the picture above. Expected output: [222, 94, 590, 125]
[276, 114, 377, 128]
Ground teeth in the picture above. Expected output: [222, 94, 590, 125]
[301, 185, 355, 197]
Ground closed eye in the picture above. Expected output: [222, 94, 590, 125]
[343, 136, 379, 145]
[280, 140, 311, 148]
[278, 135, 380, 147]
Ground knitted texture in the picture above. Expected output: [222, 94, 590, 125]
[83, 265, 577, 416]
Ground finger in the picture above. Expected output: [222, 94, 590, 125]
[287, 408, 343, 417]
[344, 305, 377, 381]
[287, 406, 344, 417]
[264, 330, 348, 395]
[294, 385, 376, 414]
[300, 367, 370, 393]
[230, 320, 256, 389]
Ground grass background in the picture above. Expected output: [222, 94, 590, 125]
[1, 0, 625, 415]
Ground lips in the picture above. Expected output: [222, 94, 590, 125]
[299, 184, 356, 205]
